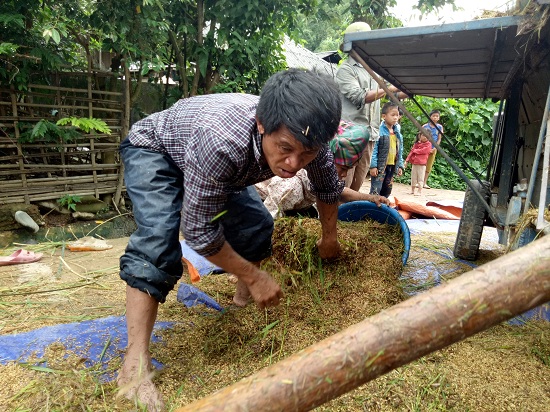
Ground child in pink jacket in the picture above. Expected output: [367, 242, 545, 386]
[404, 130, 433, 195]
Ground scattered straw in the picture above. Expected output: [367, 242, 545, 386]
[1, 220, 548, 411]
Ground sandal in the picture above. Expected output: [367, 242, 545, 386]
[0, 249, 43, 266]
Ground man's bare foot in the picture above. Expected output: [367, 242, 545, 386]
[232, 279, 251, 307]
[227, 273, 238, 284]
[117, 353, 165, 411]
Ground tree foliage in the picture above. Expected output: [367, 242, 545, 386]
[294, 0, 455, 52]
[1, 0, 459, 100]
[1, 0, 314, 99]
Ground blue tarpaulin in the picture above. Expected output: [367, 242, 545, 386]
[0, 204, 547, 381]
[0, 316, 173, 381]
[181, 240, 224, 276]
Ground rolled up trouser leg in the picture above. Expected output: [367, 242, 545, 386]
[119, 139, 184, 303]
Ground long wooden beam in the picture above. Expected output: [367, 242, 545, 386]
[176, 235, 550, 411]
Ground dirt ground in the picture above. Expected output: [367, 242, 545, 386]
[0, 183, 548, 411]
[374, 181, 467, 203]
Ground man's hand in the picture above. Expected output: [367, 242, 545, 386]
[387, 84, 408, 99]
[316, 237, 341, 260]
[316, 200, 340, 260]
[370, 167, 378, 177]
[206, 242, 283, 309]
[369, 194, 390, 206]
[245, 268, 283, 309]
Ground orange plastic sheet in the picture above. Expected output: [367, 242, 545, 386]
[426, 201, 462, 218]
[182, 256, 201, 283]
[394, 197, 462, 220]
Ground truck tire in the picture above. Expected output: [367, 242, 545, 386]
[453, 180, 490, 261]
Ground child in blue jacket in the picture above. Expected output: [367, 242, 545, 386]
[369, 102, 404, 197]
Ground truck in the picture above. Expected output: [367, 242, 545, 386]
[342, 13, 550, 259]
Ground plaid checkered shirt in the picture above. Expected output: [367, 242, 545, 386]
[128, 93, 344, 257]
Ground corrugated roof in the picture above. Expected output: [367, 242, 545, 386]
[283, 37, 337, 78]
[342, 16, 544, 99]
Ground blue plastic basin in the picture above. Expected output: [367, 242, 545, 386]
[337, 201, 410, 266]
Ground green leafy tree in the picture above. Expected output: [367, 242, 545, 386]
[2, 0, 316, 99]
[295, 0, 455, 52]
[0, 1, 70, 89]
[19, 117, 112, 143]
[163, 0, 312, 97]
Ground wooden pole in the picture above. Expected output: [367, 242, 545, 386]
[10, 84, 29, 204]
[176, 235, 550, 412]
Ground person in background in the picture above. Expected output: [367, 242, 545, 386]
[369, 102, 404, 197]
[396, 107, 404, 132]
[255, 120, 390, 218]
[117, 69, 345, 411]
[403, 129, 433, 195]
[422, 109, 444, 189]
[335, 22, 406, 193]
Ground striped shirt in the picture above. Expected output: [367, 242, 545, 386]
[128, 93, 343, 257]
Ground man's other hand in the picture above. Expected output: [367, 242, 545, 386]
[246, 269, 283, 310]
[316, 237, 341, 260]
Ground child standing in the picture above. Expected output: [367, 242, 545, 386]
[404, 129, 433, 195]
[369, 102, 404, 197]
[422, 109, 444, 189]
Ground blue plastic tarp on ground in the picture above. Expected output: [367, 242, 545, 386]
[1, 201, 546, 381]
[0, 316, 173, 381]
[181, 240, 224, 276]
[177, 283, 224, 311]
[406, 218, 460, 234]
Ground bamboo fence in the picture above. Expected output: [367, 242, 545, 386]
[0, 69, 130, 206]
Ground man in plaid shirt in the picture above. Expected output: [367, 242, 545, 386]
[117, 69, 344, 410]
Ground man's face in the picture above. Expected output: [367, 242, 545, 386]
[258, 121, 320, 179]
[382, 107, 400, 127]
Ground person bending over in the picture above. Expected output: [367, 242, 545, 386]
[117, 68, 345, 411]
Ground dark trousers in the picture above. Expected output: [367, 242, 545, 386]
[369, 164, 396, 198]
[119, 138, 273, 302]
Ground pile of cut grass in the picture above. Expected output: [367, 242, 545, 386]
[2, 218, 549, 411]
[153, 217, 406, 407]
[1, 217, 406, 411]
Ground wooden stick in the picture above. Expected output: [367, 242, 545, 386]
[0, 174, 118, 188]
[27, 83, 123, 96]
[10, 84, 29, 204]
[176, 235, 550, 412]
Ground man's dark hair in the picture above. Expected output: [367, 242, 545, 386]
[381, 101, 398, 114]
[429, 109, 440, 116]
[256, 68, 342, 149]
